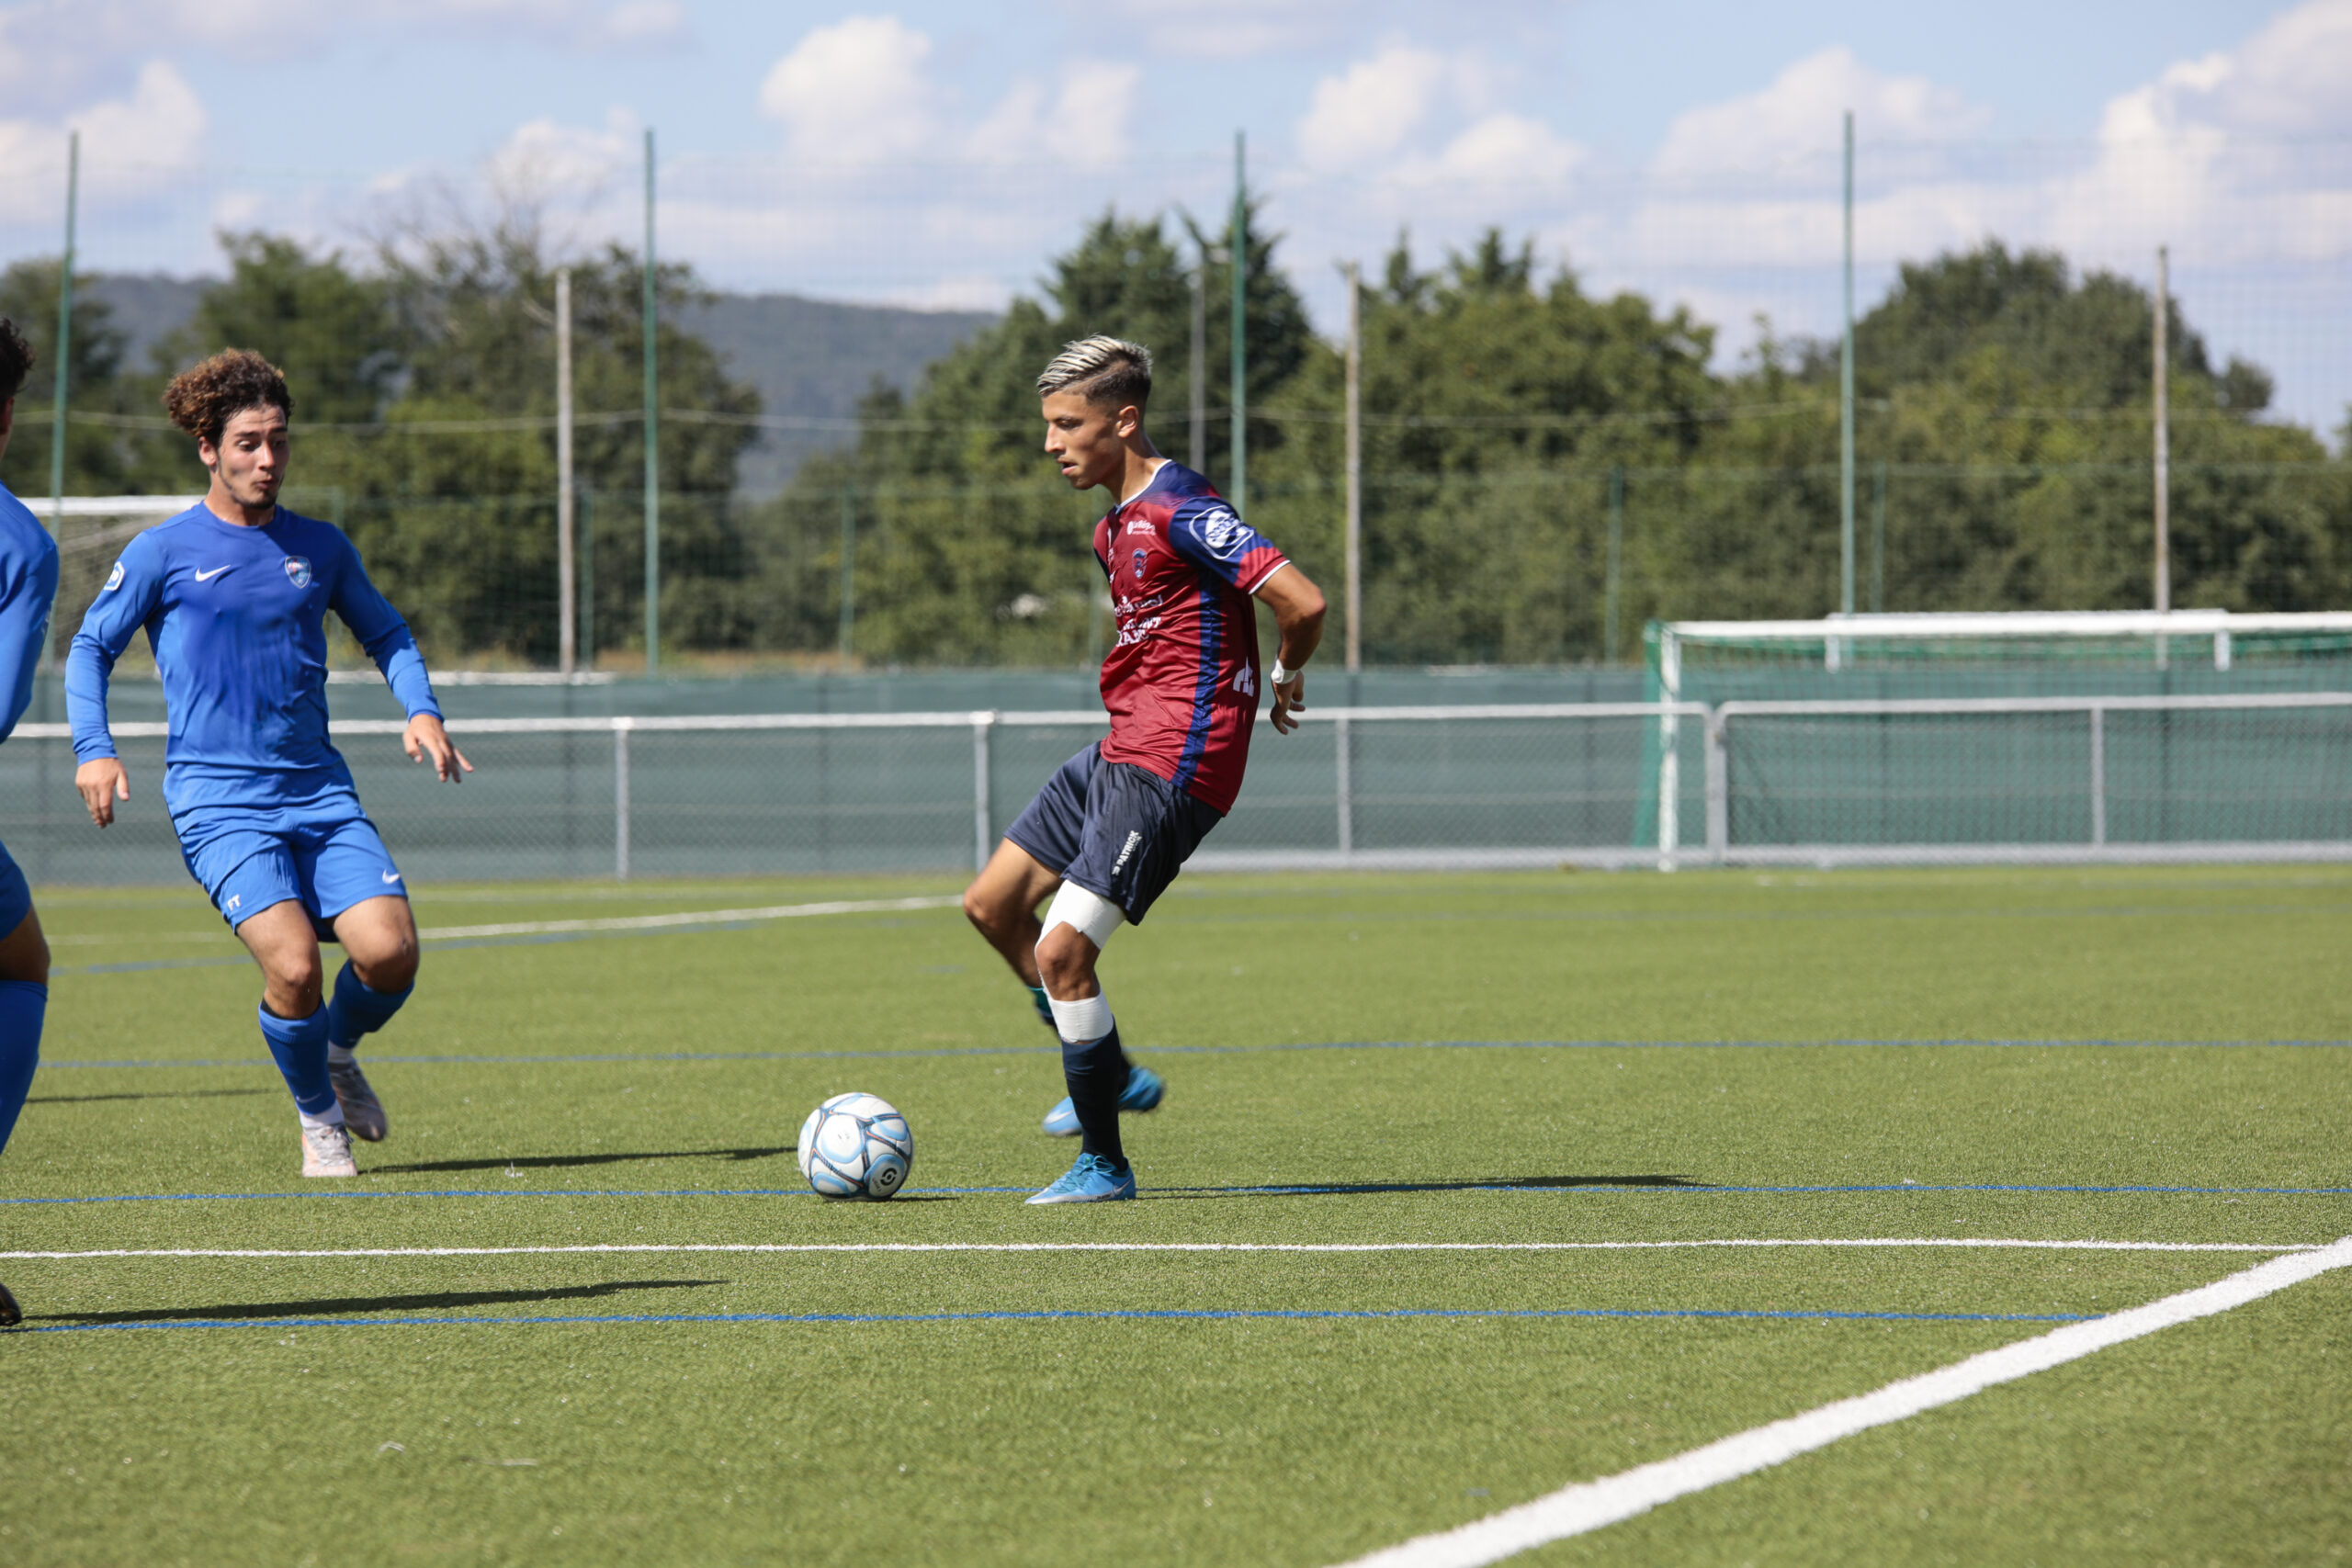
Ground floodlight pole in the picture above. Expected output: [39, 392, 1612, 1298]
[47, 130, 75, 539]
[2153, 244, 2170, 615]
[1229, 130, 1247, 513]
[1342, 260, 1362, 673]
[38, 130, 76, 677]
[556, 266, 576, 678]
[642, 128, 661, 675]
[1188, 250, 1206, 471]
[1838, 109, 1855, 619]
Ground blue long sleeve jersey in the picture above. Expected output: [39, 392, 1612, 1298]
[66, 504, 440, 817]
[0, 485, 61, 743]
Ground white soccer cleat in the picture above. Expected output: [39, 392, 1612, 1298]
[330, 1058, 389, 1142]
[300, 1120, 357, 1179]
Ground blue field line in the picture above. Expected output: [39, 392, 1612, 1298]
[34, 1036, 2352, 1071]
[8, 1179, 2346, 1206]
[8, 1303, 2096, 1336]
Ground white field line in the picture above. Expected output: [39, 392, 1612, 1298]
[416, 895, 960, 942]
[1333, 1234, 2352, 1568]
[0, 1238, 2317, 1261]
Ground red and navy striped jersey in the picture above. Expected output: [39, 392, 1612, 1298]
[1091, 461, 1289, 814]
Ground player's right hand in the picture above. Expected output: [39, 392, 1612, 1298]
[75, 758, 130, 829]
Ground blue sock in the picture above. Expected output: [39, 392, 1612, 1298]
[0, 980, 44, 1155]
[258, 1005, 336, 1119]
[1062, 1024, 1131, 1168]
[327, 962, 412, 1053]
[1026, 984, 1055, 1029]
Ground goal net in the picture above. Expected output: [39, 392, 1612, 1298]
[1639, 612, 2352, 857]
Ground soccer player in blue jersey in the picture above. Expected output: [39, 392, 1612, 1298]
[67, 350, 470, 1179]
[0, 319, 62, 1325]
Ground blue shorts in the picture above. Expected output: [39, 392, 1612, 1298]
[1004, 744, 1222, 926]
[175, 795, 406, 937]
[0, 834, 28, 935]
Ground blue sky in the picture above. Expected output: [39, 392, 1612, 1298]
[0, 1, 2346, 423]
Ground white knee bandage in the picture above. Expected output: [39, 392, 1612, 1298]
[1041, 881, 1125, 952]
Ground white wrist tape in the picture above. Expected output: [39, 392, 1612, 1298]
[1271, 660, 1296, 685]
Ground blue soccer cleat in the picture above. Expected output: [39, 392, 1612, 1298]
[1040, 1064, 1165, 1136]
[1025, 1152, 1137, 1204]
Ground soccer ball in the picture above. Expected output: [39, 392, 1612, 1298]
[797, 1092, 913, 1200]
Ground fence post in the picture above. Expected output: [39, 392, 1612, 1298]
[971, 711, 994, 872]
[613, 717, 633, 882]
[1656, 642, 1681, 870]
[1335, 711, 1353, 857]
[2088, 705, 2107, 848]
[1705, 708, 1728, 864]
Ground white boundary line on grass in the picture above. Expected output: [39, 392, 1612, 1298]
[415, 895, 960, 942]
[1331, 1234, 2352, 1568]
[0, 1238, 2318, 1260]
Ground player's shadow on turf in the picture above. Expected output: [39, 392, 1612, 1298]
[1147, 1174, 1704, 1200]
[368, 1146, 797, 1175]
[28, 1088, 276, 1106]
[40, 1278, 727, 1326]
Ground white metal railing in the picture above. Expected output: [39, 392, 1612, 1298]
[1704, 691, 2352, 866]
[17, 691, 2352, 874]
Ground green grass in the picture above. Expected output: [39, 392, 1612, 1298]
[4, 865, 2349, 1566]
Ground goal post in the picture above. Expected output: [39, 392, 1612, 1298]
[1641, 611, 2352, 859]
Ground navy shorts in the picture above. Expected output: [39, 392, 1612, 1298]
[1004, 744, 1223, 926]
[175, 794, 406, 937]
[0, 834, 28, 935]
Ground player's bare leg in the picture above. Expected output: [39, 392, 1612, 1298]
[235, 900, 353, 1175]
[322, 894, 417, 1142]
[0, 908, 49, 1326]
[963, 838, 1060, 987]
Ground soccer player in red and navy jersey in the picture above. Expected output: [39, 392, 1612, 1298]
[963, 336, 1326, 1203]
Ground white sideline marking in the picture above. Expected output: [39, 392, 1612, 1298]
[0, 1238, 2317, 1260]
[1331, 1235, 2352, 1568]
[416, 895, 960, 941]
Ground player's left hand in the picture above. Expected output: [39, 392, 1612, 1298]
[404, 714, 474, 783]
[1270, 671, 1306, 734]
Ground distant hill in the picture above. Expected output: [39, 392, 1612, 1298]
[77, 275, 994, 498]
[677, 293, 995, 497]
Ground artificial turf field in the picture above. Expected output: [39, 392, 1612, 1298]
[2, 865, 2348, 1566]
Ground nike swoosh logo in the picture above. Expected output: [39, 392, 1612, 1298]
[193, 566, 232, 581]
[380, 872, 403, 883]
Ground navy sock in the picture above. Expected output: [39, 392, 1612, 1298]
[327, 961, 413, 1052]
[1062, 1024, 1132, 1168]
[0, 980, 44, 1154]
[258, 1004, 336, 1119]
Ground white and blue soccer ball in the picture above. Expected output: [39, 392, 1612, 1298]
[797, 1092, 913, 1200]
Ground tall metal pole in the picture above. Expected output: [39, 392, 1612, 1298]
[1604, 465, 1624, 660]
[555, 267, 576, 677]
[641, 128, 661, 674]
[48, 130, 76, 536]
[1228, 130, 1248, 511]
[1188, 252, 1206, 472]
[2153, 244, 2170, 615]
[837, 483, 856, 669]
[1342, 261, 1363, 673]
[1838, 109, 1855, 618]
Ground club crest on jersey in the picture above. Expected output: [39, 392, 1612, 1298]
[104, 560, 125, 591]
[282, 556, 312, 589]
[1130, 547, 1147, 581]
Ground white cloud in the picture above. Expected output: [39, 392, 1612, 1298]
[971, 61, 1143, 169]
[2104, 0, 2352, 139]
[0, 0, 681, 113]
[1652, 46, 1992, 178]
[0, 60, 209, 222]
[1295, 44, 1451, 169]
[758, 14, 936, 164]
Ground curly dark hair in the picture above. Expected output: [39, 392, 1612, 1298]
[164, 349, 292, 446]
[0, 318, 32, 405]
